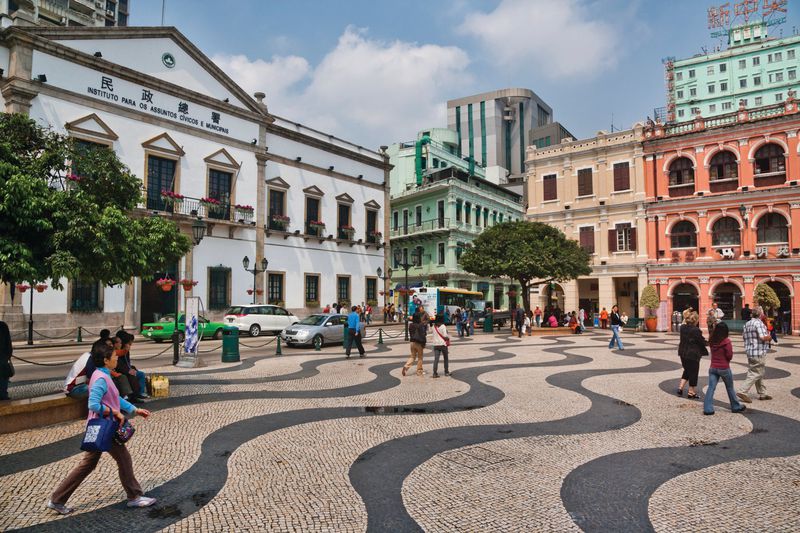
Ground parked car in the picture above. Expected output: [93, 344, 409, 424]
[280, 313, 347, 347]
[140, 314, 225, 343]
[224, 304, 299, 337]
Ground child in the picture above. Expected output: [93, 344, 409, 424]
[431, 315, 450, 378]
[523, 312, 531, 336]
[703, 322, 746, 415]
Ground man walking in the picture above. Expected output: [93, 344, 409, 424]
[737, 305, 772, 403]
[515, 306, 525, 338]
[345, 306, 366, 358]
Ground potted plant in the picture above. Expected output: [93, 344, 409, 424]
[160, 190, 185, 208]
[640, 284, 660, 332]
[309, 220, 326, 234]
[200, 196, 223, 216]
[255, 289, 264, 296]
[754, 283, 781, 315]
[340, 224, 355, 239]
[156, 277, 175, 292]
[271, 213, 290, 230]
[35, 283, 48, 293]
[180, 279, 198, 291]
[370, 230, 382, 242]
[15, 283, 30, 293]
[306, 299, 320, 307]
[247, 289, 254, 295]
[235, 204, 255, 221]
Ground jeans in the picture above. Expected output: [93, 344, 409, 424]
[433, 346, 449, 375]
[67, 383, 89, 400]
[704, 367, 743, 414]
[608, 325, 624, 349]
[456, 322, 463, 337]
[135, 370, 147, 396]
[535, 316, 541, 327]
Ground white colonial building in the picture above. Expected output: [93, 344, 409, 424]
[0, 25, 388, 335]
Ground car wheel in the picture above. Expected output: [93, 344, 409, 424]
[312, 334, 323, 349]
[213, 328, 223, 340]
[154, 338, 164, 344]
[249, 324, 261, 337]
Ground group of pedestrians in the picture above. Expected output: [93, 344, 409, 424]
[402, 310, 451, 378]
[676, 304, 776, 415]
[452, 307, 475, 337]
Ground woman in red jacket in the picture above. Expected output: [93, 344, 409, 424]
[703, 322, 747, 415]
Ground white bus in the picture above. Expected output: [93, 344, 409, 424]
[411, 287, 484, 323]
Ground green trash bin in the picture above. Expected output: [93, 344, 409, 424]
[221, 325, 240, 362]
[484, 311, 494, 333]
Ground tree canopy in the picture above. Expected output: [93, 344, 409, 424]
[458, 221, 591, 313]
[0, 113, 191, 288]
[640, 285, 660, 314]
[754, 283, 780, 313]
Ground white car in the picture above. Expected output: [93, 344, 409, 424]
[224, 304, 299, 337]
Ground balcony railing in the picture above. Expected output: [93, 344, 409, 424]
[144, 193, 254, 224]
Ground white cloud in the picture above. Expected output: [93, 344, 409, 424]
[458, 0, 620, 79]
[214, 27, 472, 148]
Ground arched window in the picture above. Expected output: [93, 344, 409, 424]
[668, 157, 695, 186]
[711, 217, 740, 245]
[671, 220, 697, 248]
[754, 143, 786, 175]
[709, 151, 738, 180]
[756, 213, 789, 243]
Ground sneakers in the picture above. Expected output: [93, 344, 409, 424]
[432, 373, 440, 379]
[736, 392, 752, 404]
[127, 496, 157, 508]
[758, 394, 773, 401]
[732, 405, 747, 413]
[47, 501, 74, 515]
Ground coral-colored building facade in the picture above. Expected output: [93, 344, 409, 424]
[642, 97, 800, 330]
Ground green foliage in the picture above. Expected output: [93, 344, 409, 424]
[640, 285, 660, 314]
[754, 283, 780, 313]
[459, 221, 591, 312]
[0, 113, 190, 287]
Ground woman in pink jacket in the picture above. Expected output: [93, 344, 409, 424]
[703, 322, 747, 416]
[48, 342, 155, 514]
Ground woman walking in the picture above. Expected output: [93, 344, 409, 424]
[48, 343, 156, 514]
[608, 305, 624, 350]
[431, 315, 450, 378]
[703, 322, 746, 415]
[677, 311, 707, 399]
[402, 313, 427, 377]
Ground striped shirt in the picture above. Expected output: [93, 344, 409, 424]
[742, 318, 769, 358]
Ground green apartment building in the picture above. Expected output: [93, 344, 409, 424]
[387, 128, 525, 309]
[668, 21, 799, 122]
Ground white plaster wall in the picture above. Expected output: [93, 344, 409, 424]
[51, 37, 250, 110]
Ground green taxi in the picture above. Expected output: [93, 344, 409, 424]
[140, 314, 226, 342]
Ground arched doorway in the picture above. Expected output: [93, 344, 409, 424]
[547, 283, 565, 315]
[765, 281, 791, 316]
[672, 283, 699, 316]
[712, 282, 742, 320]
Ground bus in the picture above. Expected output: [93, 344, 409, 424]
[411, 287, 484, 322]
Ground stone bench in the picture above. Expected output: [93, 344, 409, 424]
[0, 393, 86, 434]
[528, 327, 574, 336]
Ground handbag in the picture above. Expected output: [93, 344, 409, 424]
[80, 412, 118, 453]
[114, 419, 135, 445]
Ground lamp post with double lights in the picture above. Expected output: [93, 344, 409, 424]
[243, 255, 268, 305]
[393, 248, 420, 341]
[172, 217, 207, 365]
[376, 266, 393, 324]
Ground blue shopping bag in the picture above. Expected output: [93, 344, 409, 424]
[80, 416, 118, 452]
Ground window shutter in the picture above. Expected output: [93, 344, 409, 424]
[608, 229, 618, 253]
[614, 163, 630, 191]
[629, 227, 637, 251]
[577, 168, 593, 196]
[543, 175, 557, 201]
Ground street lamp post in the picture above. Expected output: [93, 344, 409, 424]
[172, 218, 207, 365]
[393, 248, 419, 341]
[27, 287, 34, 346]
[243, 255, 269, 305]
[376, 266, 393, 324]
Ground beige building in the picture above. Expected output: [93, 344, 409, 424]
[1, 0, 129, 28]
[525, 124, 648, 322]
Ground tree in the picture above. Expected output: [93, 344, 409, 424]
[458, 221, 591, 313]
[0, 113, 191, 289]
[640, 285, 660, 316]
[754, 283, 780, 314]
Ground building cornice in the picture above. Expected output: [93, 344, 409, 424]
[645, 185, 800, 212]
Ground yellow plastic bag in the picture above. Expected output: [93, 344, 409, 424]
[146, 374, 170, 398]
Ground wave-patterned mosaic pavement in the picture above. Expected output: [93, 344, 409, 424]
[1, 332, 799, 532]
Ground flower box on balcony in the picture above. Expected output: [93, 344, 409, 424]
[200, 197, 224, 216]
[340, 225, 355, 239]
[309, 220, 326, 230]
[270, 214, 290, 230]
[160, 190, 185, 207]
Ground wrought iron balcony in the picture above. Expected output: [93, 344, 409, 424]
[143, 193, 255, 224]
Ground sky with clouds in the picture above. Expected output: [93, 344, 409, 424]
[133, 0, 800, 149]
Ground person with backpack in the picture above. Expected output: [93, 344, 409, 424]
[431, 315, 450, 378]
[703, 322, 746, 415]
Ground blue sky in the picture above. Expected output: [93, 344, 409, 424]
[132, 0, 800, 148]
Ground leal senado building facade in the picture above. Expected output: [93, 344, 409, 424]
[0, 25, 388, 335]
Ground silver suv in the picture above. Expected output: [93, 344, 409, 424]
[224, 304, 299, 337]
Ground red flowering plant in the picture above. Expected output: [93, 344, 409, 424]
[156, 277, 175, 291]
[15, 284, 30, 293]
[180, 278, 198, 290]
[199, 197, 221, 206]
[309, 220, 326, 229]
[235, 204, 255, 213]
